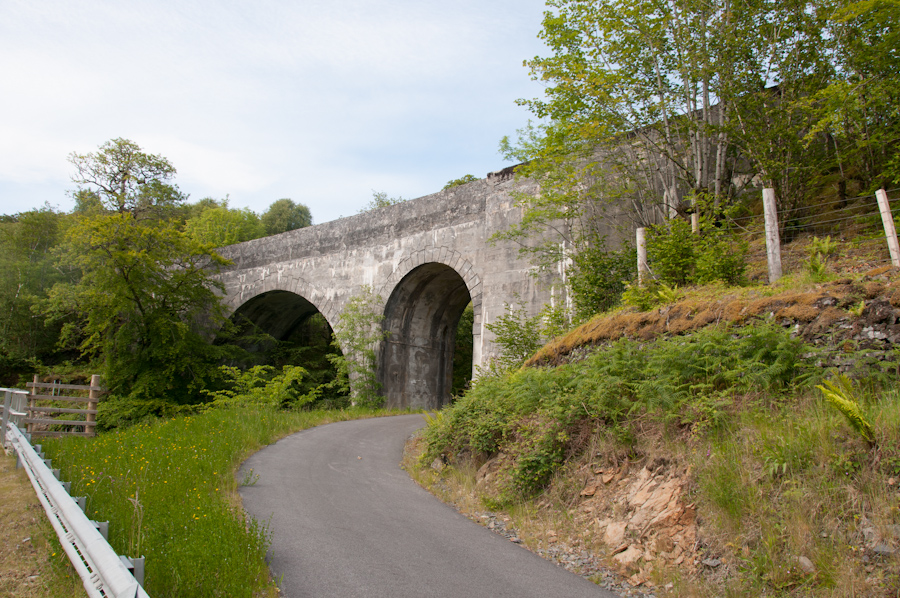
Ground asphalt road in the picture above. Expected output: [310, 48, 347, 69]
[238, 414, 619, 598]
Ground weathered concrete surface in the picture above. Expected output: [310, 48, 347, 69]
[214, 169, 554, 409]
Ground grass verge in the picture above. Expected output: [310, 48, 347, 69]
[0, 451, 86, 598]
[40, 406, 405, 598]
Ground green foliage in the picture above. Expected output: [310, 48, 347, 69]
[647, 218, 698, 286]
[483, 300, 544, 373]
[443, 174, 478, 189]
[68, 138, 183, 217]
[260, 198, 312, 235]
[809, 235, 839, 258]
[805, 236, 838, 281]
[44, 140, 242, 417]
[451, 303, 475, 396]
[646, 200, 747, 287]
[41, 406, 390, 597]
[621, 281, 659, 311]
[424, 323, 811, 500]
[184, 205, 265, 247]
[848, 300, 866, 317]
[360, 190, 406, 212]
[567, 240, 636, 319]
[201, 365, 318, 410]
[48, 211, 236, 411]
[817, 374, 875, 444]
[0, 206, 75, 383]
[330, 285, 388, 408]
[498, 0, 897, 292]
[508, 417, 568, 498]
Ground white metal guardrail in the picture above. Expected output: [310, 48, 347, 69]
[1, 387, 28, 446]
[5, 420, 150, 598]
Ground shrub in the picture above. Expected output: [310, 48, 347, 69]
[483, 299, 544, 373]
[646, 197, 747, 287]
[567, 240, 636, 319]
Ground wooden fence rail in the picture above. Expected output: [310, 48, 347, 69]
[25, 374, 104, 438]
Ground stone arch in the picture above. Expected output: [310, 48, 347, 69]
[223, 275, 337, 333]
[378, 253, 481, 410]
[377, 247, 482, 331]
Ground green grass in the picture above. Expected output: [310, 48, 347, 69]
[41, 406, 403, 598]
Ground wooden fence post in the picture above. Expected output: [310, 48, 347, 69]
[875, 189, 900, 267]
[636, 227, 649, 285]
[762, 188, 782, 283]
[87, 374, 101, 437]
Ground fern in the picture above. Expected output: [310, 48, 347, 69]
[817, 374, 874, 444]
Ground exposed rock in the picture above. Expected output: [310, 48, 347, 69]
[614, 545, 644, 566]
[580, 483, 598, 497]
[796, 555, 816, 574]
[604, 521, 628, 547]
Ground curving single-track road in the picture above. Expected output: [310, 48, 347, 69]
[238, 414, 619, 598]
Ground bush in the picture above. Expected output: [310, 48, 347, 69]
[646, 198, 747, 287]
[567, 240, 636, 319]
[483, 299, 544, 373]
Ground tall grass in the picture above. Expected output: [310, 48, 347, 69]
[41, 406, 397, 598]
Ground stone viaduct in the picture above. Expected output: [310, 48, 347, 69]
[213, 168, 565, 411]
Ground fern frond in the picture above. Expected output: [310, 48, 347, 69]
[817, 374, 874, 443]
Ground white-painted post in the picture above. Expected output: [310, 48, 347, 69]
[762, 188, 782, 283]
[875, 189, 900, 267]
[636, 227, 649, 285]
[691, 212, 700, 234]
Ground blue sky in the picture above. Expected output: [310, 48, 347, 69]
[0, 0, 550, 224]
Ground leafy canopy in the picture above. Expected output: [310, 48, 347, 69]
[50, 139, 239, 417]
[261, 198, 313, 235]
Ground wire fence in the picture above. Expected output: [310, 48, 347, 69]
[636, 187, 900, 283]
[728, 188, 900, 275]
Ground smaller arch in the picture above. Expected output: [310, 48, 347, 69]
[231, 290, 322, 342]
[223, 274, 336, 331]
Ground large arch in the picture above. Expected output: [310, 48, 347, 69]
[380, 262, 475, 410]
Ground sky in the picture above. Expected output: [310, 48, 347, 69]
[0, 0, 551, 224]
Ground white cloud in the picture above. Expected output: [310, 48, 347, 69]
[0, 0, 549, 222]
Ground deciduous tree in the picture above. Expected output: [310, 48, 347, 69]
[51, 140, 237, 415]
[261, 198, 313, 235]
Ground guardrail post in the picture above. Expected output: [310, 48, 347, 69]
[6, 423, 150, 596]
[120, 555, 146, 586]
[2, 390, 10, 446]
[94, 520, 109, 540]
[27, 375, 38, 435]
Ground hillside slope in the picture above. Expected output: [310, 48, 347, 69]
[410, 266, 900, 597]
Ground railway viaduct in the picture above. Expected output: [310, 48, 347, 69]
[213, 169, 562, 410]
